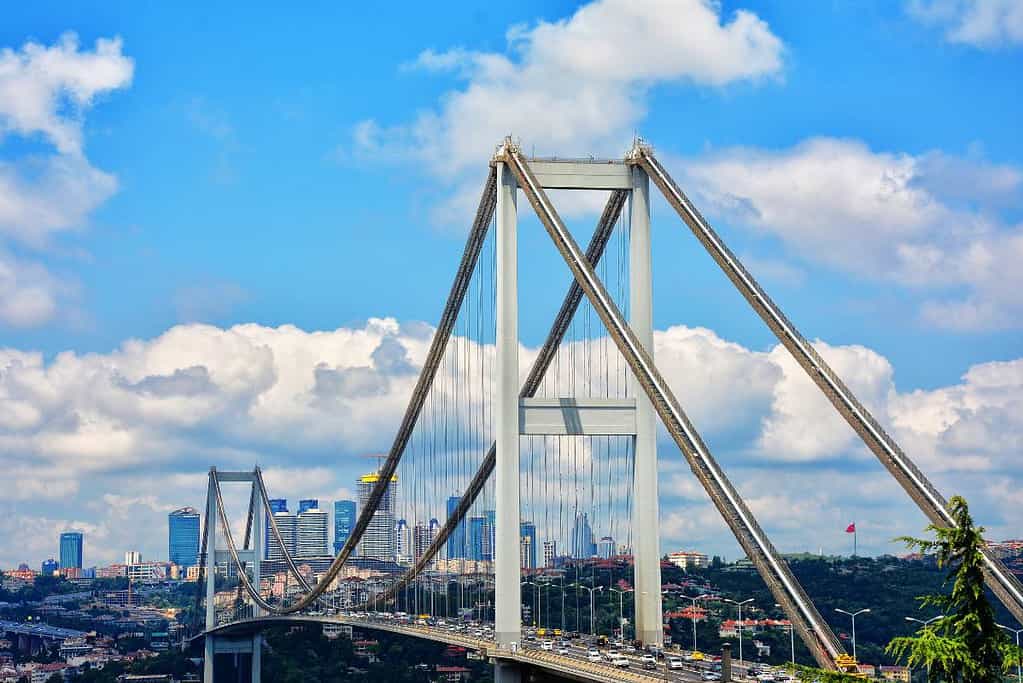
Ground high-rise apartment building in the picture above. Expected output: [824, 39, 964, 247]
[298, 499, 318, 514]
[296, 507, 329, 557]
[446, 495, 466, 559]
[413, 522, 431, 561]
[356, 472, 397, 561]
[543, 541, 557, 568]
[266, 499, 287, 559]
[520, 522, 537, 569]
[59, 532, 83, 569]
[570, 513, 596, 559]
[334, 500, 356, 554]
[168, 507, 200, 567]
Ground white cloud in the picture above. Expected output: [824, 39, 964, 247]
[1, 317, 1020, 564]
[908, 0, 1023, 47]
[354, 0, 783, 224]
[682, 137, 1023, 330]
[0, 32, 133, 155]
[0, 32, 132, 327]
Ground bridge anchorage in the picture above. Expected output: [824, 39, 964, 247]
[192, 138, 1023, 683]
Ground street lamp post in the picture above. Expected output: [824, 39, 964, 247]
[610, 588, 632, 642]
[775, 604, 795, 665]
[904, 617, 941, 680]
[521, 580, 539, 628]
[997, 623, 1023, 683]
[835, 608, 871, 661]
[573, 584, 604, 636]
[689, 595, 703, 653]
[724, 598, 754, 665]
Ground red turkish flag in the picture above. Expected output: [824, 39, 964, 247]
[845, 523, 856, 533]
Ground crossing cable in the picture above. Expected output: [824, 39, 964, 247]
[632, 144, 1023, 625]
[190, 496, 210, 633]
[499, 140, 844, 669]
[355, 188, 629, 609]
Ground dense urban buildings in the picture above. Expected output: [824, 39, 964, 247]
[124, 550, 142, 565]
[296, 506, 329, 557]
[59, 531, 83, 570]
[356, 472, 397, 560]
[40, 558, 58, 575]
[167, 506, 200, 567]
[333, 499, 356, 553]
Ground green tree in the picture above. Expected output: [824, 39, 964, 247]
[886, 495, 1022, 682]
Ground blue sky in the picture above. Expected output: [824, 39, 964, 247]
[1, 0, 1021, 567]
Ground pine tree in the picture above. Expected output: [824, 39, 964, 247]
[886, 495, 1022, 682]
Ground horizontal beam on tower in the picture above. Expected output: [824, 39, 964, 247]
[527, 160, 632, 190]
[519, 397, 636, 435]
[215, 549, 255, 565]
[214, 471, 258, 482]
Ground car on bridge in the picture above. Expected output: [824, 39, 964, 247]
[641, 654, 657, 670]
[611, 655, 630, 668]
[667, 656, 685, 670]
[587, 649, 601, 663]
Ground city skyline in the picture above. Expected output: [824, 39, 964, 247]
[1, 1, 1021, 568]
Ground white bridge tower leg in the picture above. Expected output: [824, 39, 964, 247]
[251, 479, 262, 682]
[204, 470, 218, 682]
[495, 157, 523, 682]
[630, 165, 664, 646]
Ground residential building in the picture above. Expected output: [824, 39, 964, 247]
[413, 522, 431, 563]
[543, 541, 557, 568]
[356, 472, 397, 561]
[59, 532, 83, 570]
[333, 500, 356, 554]
[395, 519, 412, 564]
[167, 507, 200, 567]
[667, 551, 709, 570]
[296, 507, 329, 557]
[880, 666, 910, 682]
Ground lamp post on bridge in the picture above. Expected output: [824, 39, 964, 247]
[572, 584, 604, 636]
[724, 598, 753, 666]
[835, 607, 870, 662]
[609, 587, 632, 642]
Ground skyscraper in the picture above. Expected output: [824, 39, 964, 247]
[356, 472, 397, 561]
[395, 519, 412, 564]
[168, 507, 200, 567]
[333, 500, 356, 554]
[446, 495, 466, 559]
[484, 509, 496, 561]
[298, 499, 318, 514]
[59, 532, 83, 569]
[296, 507, 329, 557]
[570, 513, 596, 559]
[266, 499, 287, 559]
[41, 559, 59, 576]
[269, 512, 297, 560]
[413, 522, 431, 561]
[468, 515, 486, 561]
[520, 522, 537, 569]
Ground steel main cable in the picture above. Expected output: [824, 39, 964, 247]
[501, 141, 842, 668]
[632, 144, 1023, 626]
[214, 168, 498, 615]
[355, 189, 628, 609]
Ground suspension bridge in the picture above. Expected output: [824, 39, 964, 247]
[187, 139, 1023, 682]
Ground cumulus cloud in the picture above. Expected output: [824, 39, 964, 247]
[1, 317, 1021, 565]
[0, 32, 132, 327]
[353, 0, 783, 223]
[681, 137, 1023, 330]
[908, 0, 1023, 47]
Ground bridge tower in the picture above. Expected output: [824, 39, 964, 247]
[492, 141, 663, 681]
[203, 468, 264, 683]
